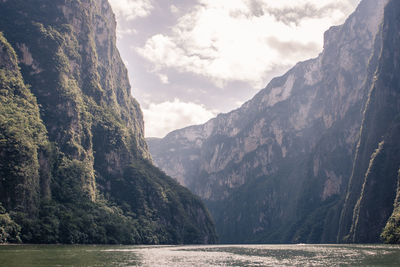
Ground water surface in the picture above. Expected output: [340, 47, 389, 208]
[1, 244, 399, 266]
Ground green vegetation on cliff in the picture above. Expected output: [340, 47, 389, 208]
[0, 0, 216, 244]
[382, 169, 400, 243]
[0, 32, 49, 242]
[339, 0, 400, 243]
[148, 0, 400, 244]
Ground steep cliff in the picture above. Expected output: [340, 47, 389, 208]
[0, 32, 48, 243]
[339, 0, 400, 243]
[0, 0, 216, 244]
[148, 0, 391, 243]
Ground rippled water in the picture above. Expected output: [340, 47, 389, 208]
[1, 244, 400, 266]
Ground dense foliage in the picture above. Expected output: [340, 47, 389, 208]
[0, 0, 216, 244]
[381, 170, 400, 243]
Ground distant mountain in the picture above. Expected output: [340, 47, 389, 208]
[148, 0, 400, 244]
[0, 0, 216, 244]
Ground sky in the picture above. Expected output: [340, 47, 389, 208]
[108, 0, 361, 138]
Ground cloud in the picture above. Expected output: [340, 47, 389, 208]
[265, 3, 348, 25]
[136, 0, 358, 88]
[108, 0, 153, 21]
[157, 73, 169, 84]
[142, 99, 217, 137]
[266, 37, 320, 59]
[116, 28, 137, 39]
[170, 5, 179, 14]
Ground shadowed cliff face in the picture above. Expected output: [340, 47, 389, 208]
[148, 0, 392, 243]
[340, 0, 400, 243]
[0, 0, 217, 244]
[0, 32, 48, 218]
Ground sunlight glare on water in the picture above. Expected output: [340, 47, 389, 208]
[105, 244, 400, 267]
[1, 244, 400, 266]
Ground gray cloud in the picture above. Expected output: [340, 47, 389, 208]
[245, 0, 265, 17]
[267, 37, 320, 59]
[253, 2, 354, 26]
[268, 4, 322, 25]
[112, 0, 361, 137]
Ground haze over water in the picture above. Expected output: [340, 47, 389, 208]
[1, 244, 400, 266]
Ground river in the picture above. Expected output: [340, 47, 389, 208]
[1, 244, 399, 266]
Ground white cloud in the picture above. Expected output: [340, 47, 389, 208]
[116, 27, 137, 39]
[108, 0, 153, 21]
[136, 0, 359, 88]
[170, 5, 179, 14]
[158, 73, 169, 84]
[142, 99, 217, 137]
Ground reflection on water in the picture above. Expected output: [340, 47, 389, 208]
[1, 244, 400, 266]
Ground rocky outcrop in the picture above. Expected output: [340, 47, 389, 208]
[0, 0, 217, 244]
[0, 32, 48, 220]
[339, 0, 400, 243]
[148, 0, 392, 243]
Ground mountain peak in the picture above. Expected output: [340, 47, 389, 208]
[148, 0, 395, 244]
[0, 0, 217, 244]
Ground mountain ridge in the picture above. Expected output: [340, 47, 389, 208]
[0, 0, 217, 244]
[148, 0, 398, 244]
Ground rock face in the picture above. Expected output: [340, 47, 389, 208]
[148, 0, 399, 243]
[340, 0, 400, 243]
[0, 0, 217, 244]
